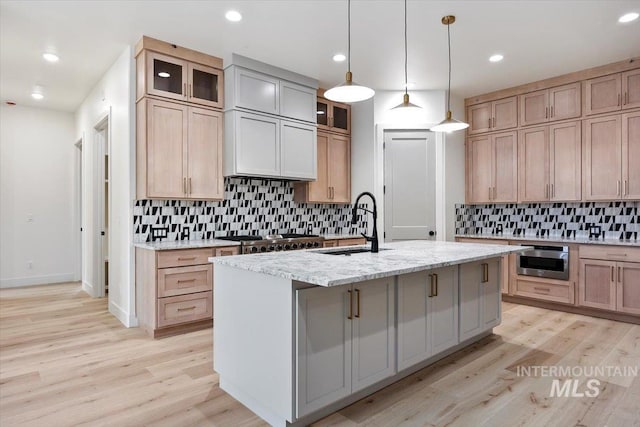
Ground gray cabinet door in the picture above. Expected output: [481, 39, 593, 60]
[235, 111, 280, 177]
[397, 272, 430, 371]
[459, 261, 483, 342]
[280, 120, 317, 180]
[280, 80, 316, 123]
[351, 278, 395, 392]
[429, 266, 459, 355]
[296, 286, 352, 418]
[235, 68, 280, 115]
[482, 259, 501, 329]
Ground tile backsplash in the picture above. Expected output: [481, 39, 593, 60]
[455, 201, 638, 240]
[133, 177, 368, 243]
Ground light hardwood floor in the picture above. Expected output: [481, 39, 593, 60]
[1, 282, 638, 427]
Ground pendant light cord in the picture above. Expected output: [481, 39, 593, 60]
[404, 0, 408, 95]
[348, 0, 351, 72]
[446, 21, 451, 112]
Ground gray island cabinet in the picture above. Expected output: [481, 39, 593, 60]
[210, 240, 522, 427]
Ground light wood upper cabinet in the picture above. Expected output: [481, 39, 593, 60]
[519, 121, 581, 202]
[622, 69, 640, 110]
[622, 111, 640, 199]
[294, 131, 351, 204]
[467, 96, 517, 135]
[467, 131, 517, 203]
[137, 98, 223, 200]
[585, 70, 640, 115]
[583, 115, 622, 200]
[317, 97, 351, 135]
[142, 51, 223, 109]
[521, 83, 581, 126]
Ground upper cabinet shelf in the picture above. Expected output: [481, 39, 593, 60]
[467, 96, 518, 135]
[585, 70, 640, 115]
[135, 37, 224, 110]
[520, 83, 581, 126]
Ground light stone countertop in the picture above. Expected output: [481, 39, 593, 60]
[134, 239, 241, 250]
[456, 234, 639, 247]
[210, 240, 524, 287]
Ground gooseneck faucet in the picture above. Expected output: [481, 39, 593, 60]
[351, 191, 379, 253]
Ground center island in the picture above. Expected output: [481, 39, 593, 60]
[210, 240, 523, 427]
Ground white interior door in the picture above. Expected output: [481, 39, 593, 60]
[383, 130, 436, 241]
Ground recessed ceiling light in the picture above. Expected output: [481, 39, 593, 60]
[225, 10, 242, 22]
[332, 53, 346, 62]
[42, 52, 59, 62]
[158, 72, 171, 78]
[489, 54, 504, 63]
[31, 92, 44, 100]
[619, 12, 639, 23]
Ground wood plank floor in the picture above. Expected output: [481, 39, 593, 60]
[1, 282, 638, 427]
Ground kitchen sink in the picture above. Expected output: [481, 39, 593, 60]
[317, 247, 391, 256]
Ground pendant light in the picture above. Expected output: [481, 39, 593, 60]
[324, 0, 375, 103]
[391, 0, 421, 111]
[430, 15, 469, 132]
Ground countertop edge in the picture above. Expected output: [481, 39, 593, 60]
[455, 234, 639, 247]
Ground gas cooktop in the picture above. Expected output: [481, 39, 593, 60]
[216, 234, 324, 254]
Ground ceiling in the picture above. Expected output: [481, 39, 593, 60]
[1, 0, 639, 112]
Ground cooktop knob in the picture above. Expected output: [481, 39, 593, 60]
[260, 246, 267, 252]
[306, 242, 313, 248]
[251, 247, 258, 253]
[268, 246, 275, 251]
[276, 245, 283, 251]
[313, 242, 320, 247]
[292, 243, 298, 249]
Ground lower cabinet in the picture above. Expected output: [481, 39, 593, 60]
[397, 266, 459, 371]
[296, 277, 395, 418]
[459, 259, 501, 342]
[136, 245, 240, 338]
[323, 237, 367, 248]
[579, 258, 640, 315]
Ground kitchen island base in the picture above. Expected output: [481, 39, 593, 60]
[212, 242, 518, 427]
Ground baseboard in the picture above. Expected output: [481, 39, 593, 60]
[109, 300, 132, 327]
[0, 273, 75, 288]
[82, 280, 94, 294]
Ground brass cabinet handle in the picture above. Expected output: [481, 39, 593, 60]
[177, 306, 196, 312]
[428, 274, 434, 298]
[177, 256, 197, 261]
[545, 184, 549, 199]
[545, 107, 548, 118]
[177, 279, 196, 283]
[347, 289, 353, 320]
[355, 289, 361, 318]
[623, 180, 627, 196]
[493, 187, 497, 200]
[188, 177, 192, 194]
[189, 83, 193, 98]
[183, 177, 187, 194]
[551, 183, 555, 198]
[618, 266, 622, 283]
[481, 263, 489, 283]
[611, 266, 614, 282]
[618, 93, 621, 106]
[625, 92, 628, 105]
[534, 287, 550, 293]
[489, 187, 492, 201]
[550, 105, 554, 118]
[434, 274, 438, 297]
[183, 83, 186, 96]
[617, 180, 621, 196]
[327, 187, 331, 200]
[489, 118, 492, 129]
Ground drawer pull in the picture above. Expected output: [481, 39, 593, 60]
[618, 266, 622, 284]
[347, 290, 353, 320]
[481, 263, 489, 283]
[177, 256, 197, 261]
[355, 289, 361, 318]
[177, 306, 196, 312]
[177, 279, 196, 283]
[533, 287, 550, 293]
[607, 253, 627, 257]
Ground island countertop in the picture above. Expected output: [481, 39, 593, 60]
[210, 240, 523, 287]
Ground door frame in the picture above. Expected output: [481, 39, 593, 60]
[74, 137, 83, 282]
[92, 109, 111, 298]
[375, 123, 446, 242]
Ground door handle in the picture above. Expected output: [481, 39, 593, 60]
[545, 107, 548, 119]
[347, 289, 353, 320]
[188, 177, 192, 194]
[183, 177, 187, 194]
[618, 93, 621, 106]
[618, 266, 622, 284]
[481, 263, 489, 283]
[617, 180, 621, 196]
[428, 274, 434, 298]
[550, 105, 554, 118]
[489, 118, 492, 129]
[551, 183, 555, 198]
[611, 266, 614, 282]
[623, 180, 627, 196]
[355, 289, 361, 318]
[189, 83, 192, 98]
[545, 184, 549, 199]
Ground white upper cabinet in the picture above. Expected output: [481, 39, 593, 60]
[280, 81, 317, 123]
[234, 68, 280, 114]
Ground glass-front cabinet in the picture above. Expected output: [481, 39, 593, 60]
[317, 97, 350, 135]
[146, 51, 223, 109]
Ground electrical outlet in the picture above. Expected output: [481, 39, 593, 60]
[27, 261, 33, 270]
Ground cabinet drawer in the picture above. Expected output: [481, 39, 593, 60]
[514, 278, 574, 304]
[157, 292, 213, 328]
[215, 246, 240, 257]
[157, 248, 214, 268]
[323, 240, 338, 248]
[158, 265, 212, 298]
[579, 245, 640, 263]
[338, 238, 367, 247]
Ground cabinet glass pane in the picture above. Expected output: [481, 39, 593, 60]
[333, 105, 348, 130]
[317, 101, 328, 126]
[192, 69, 218, 102]
[153, 59, 183, 95]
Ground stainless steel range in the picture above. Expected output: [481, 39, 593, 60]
[216, 234, 324, 254]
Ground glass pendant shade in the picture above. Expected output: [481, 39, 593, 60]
[324, 71, 375, 103]
[430, 110, 470, 132]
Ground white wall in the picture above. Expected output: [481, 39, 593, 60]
[0, 105, 77, 287]
[75, 46, 136, 327]
[350, 90, 465, 241]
